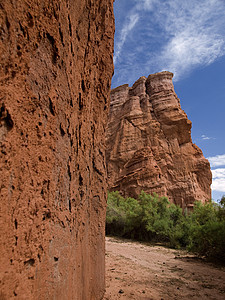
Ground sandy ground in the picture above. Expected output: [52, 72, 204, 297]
[104, 237, 225, 300]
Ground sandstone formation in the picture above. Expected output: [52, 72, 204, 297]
[106, 72, 212, 209]
[0, 1, 114, 299]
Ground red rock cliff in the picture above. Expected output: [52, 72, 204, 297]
[0, 1, 114, 299]
[106, 72, 212, 209]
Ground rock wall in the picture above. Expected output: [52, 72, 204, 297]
[106, 72, 212, 209]
[0, 1, 114, 299]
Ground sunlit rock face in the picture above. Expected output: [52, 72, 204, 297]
[0, 1, 114, 299]
[106, 72, 212, 209]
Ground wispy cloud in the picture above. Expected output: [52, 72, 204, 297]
[113, 0, 225, 86]
[202, 135, 210, 140]
[157, 0, 225, 81]
[201, 134, 214, 140]
[207, 154, 225, 168]
[114, 13, 139, 64]
[135, 0, 157, 11]
[211, 168, 225, 192]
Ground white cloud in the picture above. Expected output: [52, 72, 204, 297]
[211, 168, 225, 192]
[201, 135, 210, 140]
[212, 178, 225, 193]
[157, 0, 225, 80]
[212, 168, 225, 178]
[114, 13, 139, 64]
[201, 134, 215, 140]
[207, 156, 225, 192]
[160, 32, 224, 81]
[113, 0, 225, 85]
[207, 154, 225, 167]
[135, 0, 157, 11]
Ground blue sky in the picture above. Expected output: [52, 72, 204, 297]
[112, 0, 225, 201]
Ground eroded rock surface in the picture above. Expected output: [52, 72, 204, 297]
[106, 72, 211, 209]
[0, 1, 114, 299]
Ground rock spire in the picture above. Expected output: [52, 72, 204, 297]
[106, 72, 212, 209]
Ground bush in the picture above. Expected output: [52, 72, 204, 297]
[106, 191, 225, 262]
[106, 191, 187, 246]
[106, 191, 142, 237]
[187, 200, 225, 262]
[138, 192, 184, 245]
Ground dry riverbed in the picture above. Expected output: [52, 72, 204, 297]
[104, 237, 225, 300]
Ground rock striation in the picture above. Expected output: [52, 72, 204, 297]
[106, 72, 212, 209]
[0, 1, 114, 299]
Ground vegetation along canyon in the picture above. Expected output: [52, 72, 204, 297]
[0, 0, 225, 299]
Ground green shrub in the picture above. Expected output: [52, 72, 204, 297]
[106, 191, 225, 263]
[106, 191, 142, 237]
[187, 200, 225, 262]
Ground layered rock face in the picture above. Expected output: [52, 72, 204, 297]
[106, 72, 212, 209]
[0, 1, 114, 299]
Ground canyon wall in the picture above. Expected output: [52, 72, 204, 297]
[106, 72, 212, 209]
[0, 1, 114, 299]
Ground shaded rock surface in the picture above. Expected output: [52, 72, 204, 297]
[0, 1, 114, 299]
[106, 72, 212, 208]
